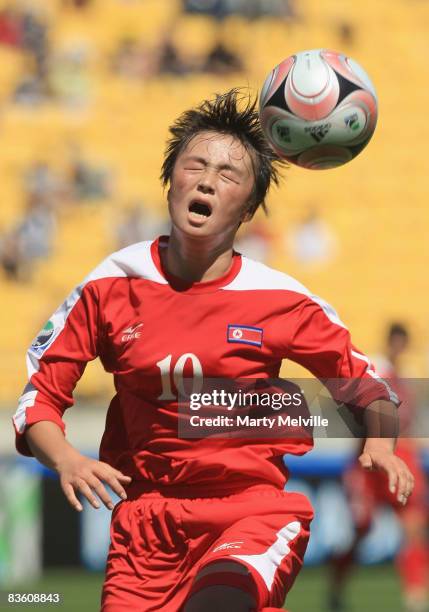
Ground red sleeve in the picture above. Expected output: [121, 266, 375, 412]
[13, 282, 101, 456]
[281, 295, 398, 408]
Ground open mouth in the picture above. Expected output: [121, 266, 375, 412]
[189, 201, 212, 217]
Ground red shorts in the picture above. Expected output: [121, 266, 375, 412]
[101, 484, 313, 611]
[344, 441, 427, 531]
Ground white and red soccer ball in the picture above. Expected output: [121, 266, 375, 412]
[259, 49, 378, 169]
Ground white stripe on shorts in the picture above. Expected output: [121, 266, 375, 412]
[231, 520, 301, 590]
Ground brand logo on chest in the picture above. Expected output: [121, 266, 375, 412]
[121, 323, 143, 342]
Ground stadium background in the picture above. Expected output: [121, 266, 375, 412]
[0, 0, 428, 610]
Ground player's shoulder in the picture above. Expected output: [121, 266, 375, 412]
[83, 239, 166, 286]
[228, 255, 346, 328]
[226, 254, 311, 296]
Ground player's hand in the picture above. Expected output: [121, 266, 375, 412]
[55, 450, 132, 512]
[358, 442, 414, 505]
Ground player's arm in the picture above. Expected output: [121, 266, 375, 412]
[359, 399, 413, 505]
[12, 277, 131, 511]
[279, 294, 414, 504]
[26, 421, 130, 512]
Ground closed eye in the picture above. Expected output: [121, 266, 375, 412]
[221, 173, 238, 183]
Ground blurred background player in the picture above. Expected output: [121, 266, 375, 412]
[329, 323, 429, 612]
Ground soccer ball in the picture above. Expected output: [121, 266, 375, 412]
[259, 49, 378, 169]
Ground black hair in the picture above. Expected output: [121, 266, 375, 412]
[160, 88, 287, 217]
[388, 322, 409, 341]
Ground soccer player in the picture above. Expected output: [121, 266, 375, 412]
[13, 90, 414, 612]
[329, 323, 428, 612]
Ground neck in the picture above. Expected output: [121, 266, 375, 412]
[387, 352, 398, 368]
[162, 229, 235, 283]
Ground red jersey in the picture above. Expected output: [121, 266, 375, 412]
[13, 236, 396, 494]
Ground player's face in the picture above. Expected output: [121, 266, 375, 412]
[168, 131, 255, 242]
[389, 333, 408, 358]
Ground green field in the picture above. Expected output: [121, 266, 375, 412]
[287, 564, 401, 611]
[1, 564, 402, 611]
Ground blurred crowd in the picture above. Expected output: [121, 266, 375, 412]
[0, 151, 112, 282]
[182, 0, 295, 20]
[0, 1, 296, 108]
[0, 3, 50, 106]
[110, 32, 244, 81]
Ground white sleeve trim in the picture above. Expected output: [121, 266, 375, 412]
[351, 350, 399, 404]
[13, 384, 38, 434]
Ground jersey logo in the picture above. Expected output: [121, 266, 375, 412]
[212, 541, 244, 553]
[121, 323, 143, 342]
[30, 320, 57, 357]
[227, 324, 263, 347]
